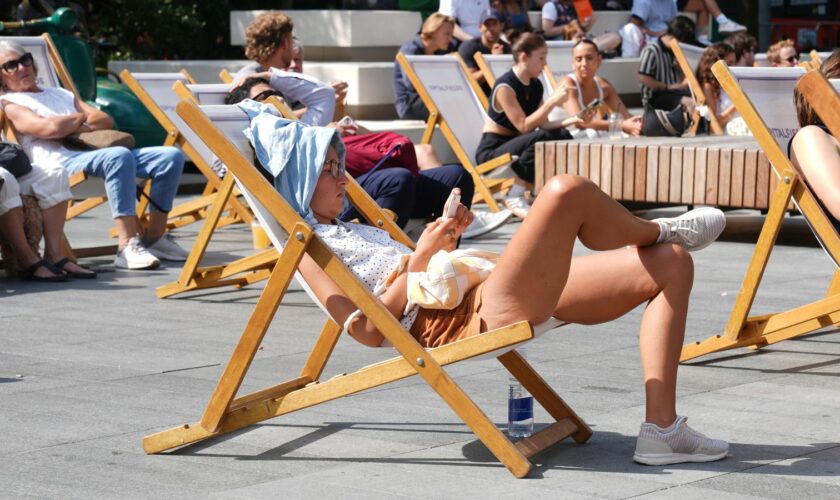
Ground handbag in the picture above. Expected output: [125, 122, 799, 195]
[62, 130, 136, 151]
[342, 131, 419, 179]
[642, 103, 689, 137]
[0, 142, 33, 178]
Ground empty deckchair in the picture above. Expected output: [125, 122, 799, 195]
[119, 70, 253, 230]
[142, 101, 589, 477]
[396, 53, 518, 212]
[680, 62, 838, 361]
[0, 34, 115, 258]
[669, 39, 723, 135]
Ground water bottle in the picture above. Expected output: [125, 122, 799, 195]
[507, 349, 534, 438]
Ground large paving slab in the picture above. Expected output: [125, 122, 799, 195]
[1, 198, 839, 498]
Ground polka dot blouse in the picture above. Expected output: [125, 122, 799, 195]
[314, 221, 419, 330]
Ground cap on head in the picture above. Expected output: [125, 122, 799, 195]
[480, 8, 503, 25]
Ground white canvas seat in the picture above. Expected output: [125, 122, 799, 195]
[396, 53, 519, 211]
[681, 62, 839, 361]
[142, 100, 586, 478]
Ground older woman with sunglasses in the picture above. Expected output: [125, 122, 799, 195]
[0, 41, 188, 270]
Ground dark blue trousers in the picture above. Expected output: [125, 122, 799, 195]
[340, 164, 475, 228]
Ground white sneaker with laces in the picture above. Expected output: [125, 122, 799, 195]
[634, 416, 729, 465]
[504, 196, 531, 219]
[462, 209, 512, 239]
[653, 207, 726, 252]
[115, 235, 160, 270]
[145, 232, 190, 261]
[718, 19, 747, 33]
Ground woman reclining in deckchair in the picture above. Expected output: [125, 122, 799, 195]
[790, 50, 840, 229]
[239, 99, 730, 466]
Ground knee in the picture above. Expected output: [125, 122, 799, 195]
[542, 174, 596, 205]
[653, 243, 695, 291]
[156, 147, 186, 175]
[384, 169, 414, 190]
[103, 147, 136, 174]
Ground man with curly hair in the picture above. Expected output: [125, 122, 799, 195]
[234, 11, 336, 126]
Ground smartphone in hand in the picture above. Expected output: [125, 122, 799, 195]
[442, 189, 461, 219]
[577, 98, 603, 117]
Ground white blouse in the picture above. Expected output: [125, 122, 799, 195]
[0, 87, 83, 171]
[314, 220, 419, 330]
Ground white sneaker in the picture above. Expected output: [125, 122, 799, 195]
[634, 416, 729, 465]
[115, 236, 160, 270]
[653, 207, 726, 252]
[145, 232, 190, 261]
[462, 209, 512, 239]
[718, 18, 747, 33]
[504, 196, 531, 219]
[697, 34, 712, 47]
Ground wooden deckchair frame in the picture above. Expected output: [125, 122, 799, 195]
[668, 38, 724, 136]
[156, 84, 409, 298]
[120, 69, 254, 232]
[0, 33, 118, 259]
[680, 62, 840, 361]
[142, 100, 591, 477]
[219, 68, 233, 84]
[396, 53, 517, 212]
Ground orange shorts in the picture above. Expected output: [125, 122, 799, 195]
[409, 282, 488, 348]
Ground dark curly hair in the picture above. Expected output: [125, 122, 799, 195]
[695, 43, 735, 94]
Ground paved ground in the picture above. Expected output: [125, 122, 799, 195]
[2, 199, 839, 499]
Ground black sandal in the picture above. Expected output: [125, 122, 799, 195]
[52, 257, 97, 279]
[21, 260, 68, 282]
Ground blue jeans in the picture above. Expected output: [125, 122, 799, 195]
[63, 146, 185, 218]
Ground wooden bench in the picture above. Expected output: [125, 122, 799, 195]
[535, 136, 776, 209]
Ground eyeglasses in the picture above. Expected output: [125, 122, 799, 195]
[252, 88, 285, 102]
[785, 55, 799, 63]
[322, 158, 345, 180]
[1, 52, 34, 74]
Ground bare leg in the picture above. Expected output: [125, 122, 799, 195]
[114, 215, 142, 246]
[0, 207, 61, 278]
[480, 175, 660, 330]
[790, 126, 840, 220]
[41, 201, 92, 275]
[682, 0, 711, 32]
[551, 245, 693, 427]
[415, 144, 443, 170]
[145, 211, 169, 242]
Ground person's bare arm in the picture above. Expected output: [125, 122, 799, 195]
[76, 97, 114, 131]
[496, 84, 567, 133]
[542, 19, 567, 39]
[452, 23, 473, 42]
[1, 101, 85, 139]
[638, 73, 686, 92]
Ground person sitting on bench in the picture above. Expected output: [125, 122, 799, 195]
[241, 108, 731, 466]
[560, 39, 642, 138]
[475, 33, 582, 219]
[790, 50, 840, 229]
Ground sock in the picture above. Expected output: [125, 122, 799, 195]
[652, 416, 680, 434]
[655, 220, 669, 244]
[508, 184, 526, 198]
[715, 14, 728, 23]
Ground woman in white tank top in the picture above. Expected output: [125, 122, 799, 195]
[560, 40, 642, 138]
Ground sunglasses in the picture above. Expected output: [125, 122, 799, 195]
[785, 55, 799, 63]
[252, 88, 284, 102]
[1, 52, 34, 73]
[322, 158, 345, 180]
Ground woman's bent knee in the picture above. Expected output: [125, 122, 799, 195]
[542, 174, 596, 204]
[650, 243, 694, 289]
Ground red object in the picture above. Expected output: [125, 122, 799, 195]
[342, 131, 419, 178]
[573, 0, 593, 23]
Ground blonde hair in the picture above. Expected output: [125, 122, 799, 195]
[244, 11, 294, 63]
[420, 13, 455, 41]
[766, 39, 795, 65]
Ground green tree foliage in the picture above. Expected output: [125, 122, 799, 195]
[88, 0, 241, 61]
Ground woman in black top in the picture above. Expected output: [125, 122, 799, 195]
[475, 32, 585, 218]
